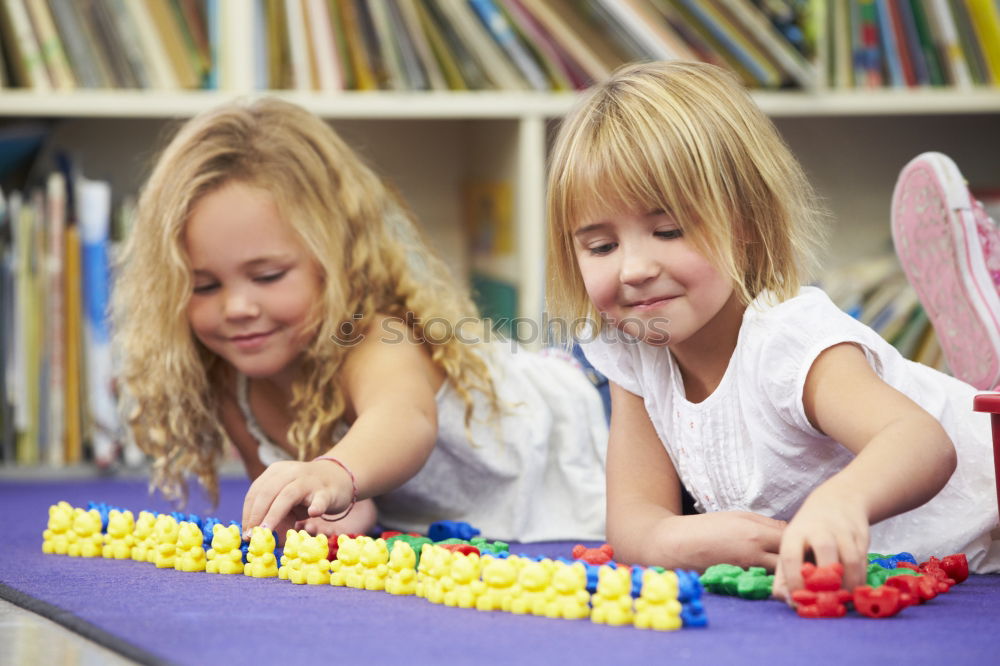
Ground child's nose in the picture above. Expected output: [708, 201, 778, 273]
[224, 291, 260, 319]
[619, 246, 659, 285]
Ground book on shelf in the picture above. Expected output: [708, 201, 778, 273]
[0, 0, 53, 90]
[384, 0, 431, 90]
[306, 0, 345, 91]
[498, 0, 578, 90]
[396, 0, 448, 90]
[120, 0, 181, 89]
[950, 0, 991, 86]
[469, 0, 550, 90]
[465, 180, 518, 337]
[0, 188, 13, 463]
[965, 0, 1000, 85]
[44, 171, 66, 467]
[926, 0, 973, 89]
[368, 0, 411, 90]
[24, 0, 76, 89]
[715, 0, 817, 89]
[78, 177, 119, 467]
[435, 0, 530, 89]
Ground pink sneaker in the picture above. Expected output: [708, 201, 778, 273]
[891, 152, 1000, 390]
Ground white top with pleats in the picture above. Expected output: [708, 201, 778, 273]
[582, 286, 999, 570]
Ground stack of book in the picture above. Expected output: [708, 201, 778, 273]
[0, 0, 818, 92]
[824, 0, 1000, 90]
[0, 153, 129, 468]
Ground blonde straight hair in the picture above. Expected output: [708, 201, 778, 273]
[114, 98, 496, 504]
[547, 60, 827, 331]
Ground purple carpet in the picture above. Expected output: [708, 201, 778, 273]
[1, 477, 998, 665]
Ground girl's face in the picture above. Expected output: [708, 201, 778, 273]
[572, 205, 734, 348]
[184, 181, 322, 385]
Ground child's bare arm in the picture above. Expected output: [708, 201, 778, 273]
[607, 382, 785, 570]
[776, 343, 957, 596]
[241, 316, 443, 535]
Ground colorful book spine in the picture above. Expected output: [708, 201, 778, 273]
[78, 179, 118, 467]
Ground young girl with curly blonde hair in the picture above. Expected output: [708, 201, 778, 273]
[546, 60, 998, 597]
[113, 98, 607, 543]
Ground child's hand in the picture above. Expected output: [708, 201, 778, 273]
[775, 487, 869, 599]
[679, 511, 786, 570]
[241, 460, 356, 540]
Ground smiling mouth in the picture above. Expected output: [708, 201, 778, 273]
[628, 296, 674, 308]
[230, 331, 274, 347]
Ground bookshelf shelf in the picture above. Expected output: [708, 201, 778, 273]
[3, 89, 1000, 119]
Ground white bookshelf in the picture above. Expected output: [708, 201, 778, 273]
[3, 89, 1000, 332]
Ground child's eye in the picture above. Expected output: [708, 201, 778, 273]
[254, 270, 287, 283]
[654, 229, 683, 240]
[588, 242, 617, 256]
[192, 283, 219, 294]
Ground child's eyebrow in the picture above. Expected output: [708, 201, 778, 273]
[574, 222, 608, 237]
[190, 255, 293, 274]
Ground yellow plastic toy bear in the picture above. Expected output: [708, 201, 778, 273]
[634, 569, 682, 631]
[509, 558, 554, 615]
[289, 534, 331, 585]
[415, 544, 451, 602]
[67, 508, 103, 558]
[545, 561, 591, 620]
[206, 524, 243, 574]
[42, 501, 75, 555]
[330, 535, 364, 587]
[442, 552, 483, 609]
[278, 529, 304, 580]
[152, 515, 180, 568]
[475, 555, 520, 612]
[130, 511, 157, 562]
[385, 541, 418, 596]
[174, 521, 207, 572]
[102, 509, 135, 559]
[360, 537, 390, 591]
[244, 526, 278, 578]
[590, 565, 634, 626]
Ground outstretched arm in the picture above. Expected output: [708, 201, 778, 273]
[774, 342, 957, 598]
[607, 382, 785, 571]
[241, 316, 444, 536]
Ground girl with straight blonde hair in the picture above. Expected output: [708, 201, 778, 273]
[547, 61, 998, 598]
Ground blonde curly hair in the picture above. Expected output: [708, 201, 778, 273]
[114, 98, 495, 505]
[547, 60, 828, 330]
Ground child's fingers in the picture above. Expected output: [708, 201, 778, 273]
[306, 490, 332, 518]
[840, 531, 869, 590]
[257, 483, 309, 538]
[778, 534, 806, 592]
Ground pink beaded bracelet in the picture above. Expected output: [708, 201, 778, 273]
[312, 456, 357, 522]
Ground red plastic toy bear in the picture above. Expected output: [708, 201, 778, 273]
[791, 563, 853, 618]
[852, 584, 905, 618]
[571, 543, 614, 565]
